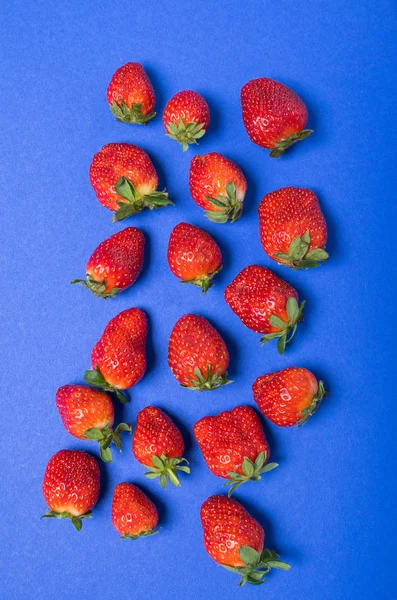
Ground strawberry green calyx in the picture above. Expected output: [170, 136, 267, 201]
[184, 365, 233, 392]
[70, 275, 121, 299]
[144, 453, 190, 489]
[260, 297, 306, 355]
[165, 118, 207, 151]
[269, 129, 313, 158]
[41, 510, 92, 532]
[204, 183, 243, 224]
[84, 422, 132, 462]
[180, 266, 222, 294]
[222, 546, 291, 586]
[84, 367, 129, 404]
[121, 529, 158, 540]
[274, 231, 329, 269]
[223, 451, 278, 497]
[112, 176, 173, 222]
[298, 380, 328, 427]
[110, 100, 156, 125]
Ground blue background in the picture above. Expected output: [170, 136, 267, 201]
[1, 1, 396, 598]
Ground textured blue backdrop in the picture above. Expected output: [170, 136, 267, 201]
[1, 1, 396, 599]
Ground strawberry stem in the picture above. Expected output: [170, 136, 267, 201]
[180, 266, 222, 294]
[41, 510, 92, 531]
[165, 118, 206, 151]
[112, 176, 173, 222]
[110, 100, 156, 125]
[144, 453, 190, 489]
[184, 364, 233, 391]
[260, 298, 306, 354]
[84, 367, 129, 403]
[221, 546, 291, 586]
[84, 422, 132, 462]
[71, 276, 121, 299]
[274, 231, 328, 269]
[224, 451, 278, 497]
[269, 129, 313, 158]
[204, 182, 243, 224]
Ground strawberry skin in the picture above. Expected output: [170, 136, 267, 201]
[259, 187, 328, 269]
[189, 153, 247, 223]
[107, 62, 156, 124]
[112, 483, 158, 539]
[241, 77, 312, 157]
[253, 367, 327, 427]
[163, 90, 210, 151]
[41, 450, 100, 531]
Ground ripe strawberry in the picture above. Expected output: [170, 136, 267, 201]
[55, 385, 131, 462]
[168, 314, 231, 391]
[163, 90, 210, 151]
[241, 77, 312, 157]
[89, 143, 172, 221]
[112, 483, 159, 539]
[201, 495, 290, 586]
[71, 227, 145, 298]
[189, 153, 247, 223]
[84, 308, 147, 403]
[259, 187, 328, 269]
[41, 450, 100, 531]
[132, 406, 189, 489]
[224, 265, 305, 354]
[194, 406, 278, 496]
[253, 367, 327, 427]
[107, 62, 156, 124]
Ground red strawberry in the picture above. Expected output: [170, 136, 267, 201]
[132, 406, 189, 489]
[194, 406, 278, 496]
[201, 495, 290, 586]
[84, 308, 147, 403]
[168, 314, 231, 391]
[89, 143, 172, 221]
[259, 187, 328, 269]
[189, 153, 247, 223]
[224, 265, 305, 354]
[71, 227, 145, 298]
[41, 450, 100, 531]
[111, 483, 159, 539]
[163, 90, 210, 151]
[241, 77, 312, 157]
[55, 385, 131, 462]
[107, 62, 156, 124]
[167, 222, 222, 293]
[253, 367, 327, 427]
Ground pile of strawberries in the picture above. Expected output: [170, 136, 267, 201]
[41, 62, 329, 587]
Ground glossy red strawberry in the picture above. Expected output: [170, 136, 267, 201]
[89, 143, 172, 221]
[253, 367, 327, 427]
[241, 77, 312, 157]
[112, 483, 159, 539]
[163, 90, 210, 151]
[194, 406, 277, 496]
[132, 406, 189, 489]
[224, 265, 305, 354]
[84, 308, 147, 403]
[189, 153, 247, 223]
[107, 62, 156, 124]
[41, 450, 100, 531]
[168, 314, 231, 391]
[71, 227, 145, 298]
[201, 495, 290, 586]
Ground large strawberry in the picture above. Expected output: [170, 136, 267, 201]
[107, 62, 156, 124]
[224, 265, 305, 354]
[259, 187, 328, 269]
[194, 406, 278, 496]
[253, 367, 327, 427]
[41, 450, 100, 531]
[189, 153, 246, 223]
[132, 406, 189, 489]
[201, 495, 290, 586]
[167, 222, 222, 293]
[112, 483, 159, 539]
[84, 308, 147, 403]
[163, 90, 210, 151]
[89, 143, 172, 221]
[241, 77, 312, 157]
[71, 227, 145, 298]
[168, 314, 231, 391]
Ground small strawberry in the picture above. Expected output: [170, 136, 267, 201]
[253, 367, 327, 427]
[189, 153, 247, 223]
[241, 77, 312, 157]
[107, 62, 156, 124]
[89, 143, 172, 222]
[163, 90, 210, 151]
[55, 385, 131, 462]
[41, 450, 100, 531]
[201, 495, 291, 586]
[194, 406, 278, 496]
[84, 308, 147, 403]
[168, 314, 231, 391]
[224, 265, 305, 354]
[259, 187, 328, 269]
[132, 406, 190, 489]
[112, 483, 159, 539]
[71, 227, 145, 298]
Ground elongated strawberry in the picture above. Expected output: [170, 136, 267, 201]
[201, 495, 291, 586]
[224, 265, 305, 354]
[163, 90, 210, 151]
[189, 153, 246, 223]
[194, 406, 278, 496]
[41, 450, 100, 531]
[84, 308, 147, 403]
[107, 62, 156, 124]
[89, 143, 172, 221]
[132, 406, 190, 489]
[112, 483, 159, 539]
